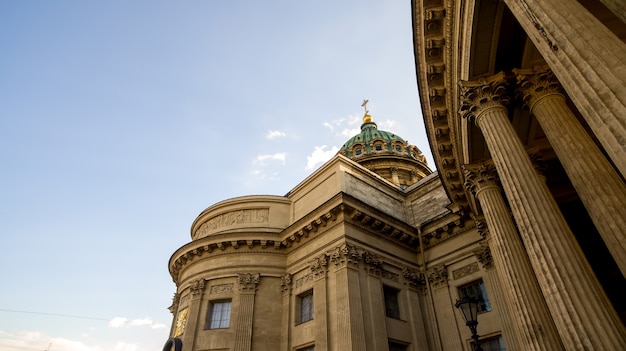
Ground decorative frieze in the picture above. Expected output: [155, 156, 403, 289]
[210, 284, 234, 295]
[295, 273, 314, 288]
[237, 273, 260, 293]
[452, 262, 479, 280]
[196, 208, 269, 236]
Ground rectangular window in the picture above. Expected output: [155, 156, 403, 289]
[388, 340, 408, 351]
[206, 300, 231, 329]
[383, 285, 401, 319]
[459, 280, 491, 313]
[473, 335, 506, 351]
[297, 290, 314, 324]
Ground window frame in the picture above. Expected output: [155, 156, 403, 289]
[296, 289, 314, 324]
[206, 299, 232, 329]
[383, 285, 401, 319]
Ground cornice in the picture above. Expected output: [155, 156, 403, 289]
[413, 0, 470, 216]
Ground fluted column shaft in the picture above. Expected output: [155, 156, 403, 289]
[465, 165, 563, 351]
[234, 273, 259, 351]
[515, 67, 626, 278]
[503, 0, 626, 177]
[460, 73, 626, 350]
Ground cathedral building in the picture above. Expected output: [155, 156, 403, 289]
[165, 1, 626, 350]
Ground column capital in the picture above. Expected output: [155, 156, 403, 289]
[280, 273, 292, 294]
[310, 253, 330, 279]
[329, 243, 361, 269]
[513, 66, 565, 113]
[189, 279, 206, 298]
[237, 272, 260, 293]
[459, 71, 510, 123]
[426, 264, 448, 288]
[463, 163, 500, 196]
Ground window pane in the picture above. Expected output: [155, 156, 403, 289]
[208, 301, 231, 329]
[384, 286, 400, 319]
[300, 291, 314, 323]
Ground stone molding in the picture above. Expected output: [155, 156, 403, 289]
[237, 273, 260, 293]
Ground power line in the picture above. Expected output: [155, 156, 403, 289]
[0, 309, 109, 321]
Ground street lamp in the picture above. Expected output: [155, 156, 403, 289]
[455, 296, 483, 351]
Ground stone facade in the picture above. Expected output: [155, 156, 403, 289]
[165, 1, 626, 350]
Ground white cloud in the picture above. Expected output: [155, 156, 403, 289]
[324, 115, 362, 138]
[108, 317, 166, 329]
[0, 330, 103, 351]
[266, 130, 286, 139]
[114, 342, 139, 351]
[255, 153, 286, 165]
[109, 317, 128, 328]
[306, 145, 339, 170]
[378, 119, 396, 130]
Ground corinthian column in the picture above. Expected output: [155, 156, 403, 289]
[514, 67, 626, 278]
[460, 72, 626, 350]
[502, 0, 626, 177]
[464, 164, 563, 350]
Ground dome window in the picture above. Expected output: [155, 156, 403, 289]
[355, 148, 362, 155]
[375, 144, 383, 151]
[395, 145, 402, 152]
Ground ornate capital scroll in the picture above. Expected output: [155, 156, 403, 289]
[309, 253, 330, 279]
[329, 243, 361, 268]
[168, 293, 181, 314]
[190, 279, 206, 298]
[459, 72, 510, 124]
[237, 273, 260, 293]
[474, 243, 494, 270]
[426, 264, 448, 288]
[463, 163, 500, 195]
[513, 66, 564, 113]
[280, 273, 292, 293]
[473, 215, 490, 238]
[362, 250, 383, 276]
[402, 267, 426, 288]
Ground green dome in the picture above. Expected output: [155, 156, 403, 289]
[338, 115, 414, 160]
[337, 112, 432, 187]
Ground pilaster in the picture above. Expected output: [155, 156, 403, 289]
[515, 66, 626, 278]
[280, 274, 292, 351]
[330, 243, 366, 351]
[181, 279, 205, 351]
[234, 273, 260, 351]
[427, 265, 463, 351]
[310, 254, 330, 351]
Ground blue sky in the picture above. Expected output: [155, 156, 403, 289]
[0, 1, 433, 350]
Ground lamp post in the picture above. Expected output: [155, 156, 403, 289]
[455, 296, 483, 351]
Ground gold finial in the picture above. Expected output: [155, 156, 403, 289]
[361, 99, 372, 123]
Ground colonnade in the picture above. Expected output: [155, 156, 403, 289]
[460, 69, 626, 350]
